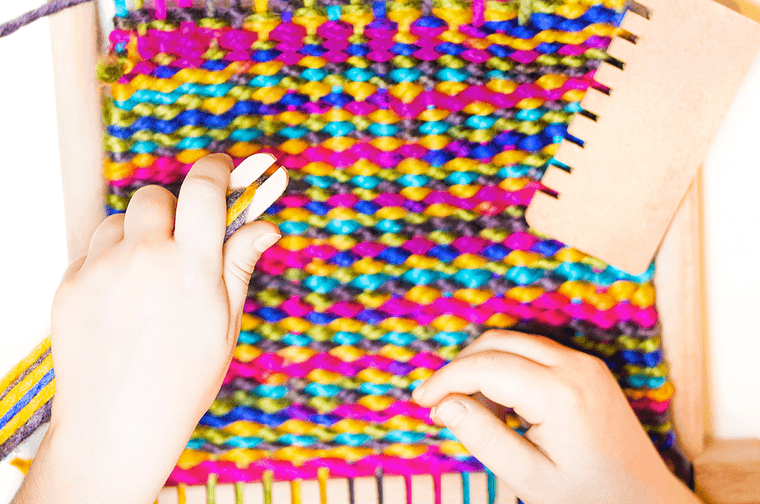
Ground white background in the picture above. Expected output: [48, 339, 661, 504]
[0, 0, 759, 500]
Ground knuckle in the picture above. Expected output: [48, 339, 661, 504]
[552, 380, 582, 409]
[576, 351, 609, 375]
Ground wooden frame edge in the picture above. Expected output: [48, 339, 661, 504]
[654, 176, 705, 460]
[49, 0, 106, 262]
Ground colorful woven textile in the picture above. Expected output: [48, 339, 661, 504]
[5, 0, 692, 488]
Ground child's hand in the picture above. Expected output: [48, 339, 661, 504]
[412, 331, 699, 504]
[14, 154, 281, 504]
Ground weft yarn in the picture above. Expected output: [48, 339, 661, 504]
[0, 0, 692, 492]
[100, 0, 690, 487]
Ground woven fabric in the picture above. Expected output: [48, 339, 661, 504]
[101, 0, 686, 486]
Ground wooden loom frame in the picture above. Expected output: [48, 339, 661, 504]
[49, 2, 759, 503]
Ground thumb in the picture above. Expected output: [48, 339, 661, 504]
[222, 221, 281, 323]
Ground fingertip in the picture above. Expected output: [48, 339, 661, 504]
[228, 221, 281, 252]
[252, 231, 281, 254]
[204, 152, 235, 171]
[252, 220, 280, 237]
[411, 380, 427, 404]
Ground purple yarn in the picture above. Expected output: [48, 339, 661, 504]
[0, 400, 52, 460]
[0, 0, 95, 39]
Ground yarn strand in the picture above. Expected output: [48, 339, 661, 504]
[0, 0, 95, 39]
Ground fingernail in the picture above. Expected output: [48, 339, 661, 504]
[208, 153, 234, 171]
[220, 153, 235, 170]
[411, 381, 427, 402]
[253, 232, 281, 253]
[435, 400, 466, 425]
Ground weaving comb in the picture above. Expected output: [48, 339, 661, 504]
[227, 153, 290, 231]
[525, 0, 760, 275]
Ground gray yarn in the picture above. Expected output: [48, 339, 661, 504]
[421, 0, 433, 16]
[0, 0, 95, 39]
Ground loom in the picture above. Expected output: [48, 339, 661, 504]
[2, 0, 758, 502]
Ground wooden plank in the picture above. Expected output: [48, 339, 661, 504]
[324, 478, 350, 504]
[440, 474, 463, 504]
[244, 482, 265, 504]
[48, 0, 105, 262]
[353, 477, 378, 504]
[411, 474, 435, 504]
[299, 478, 321, 504]
[468, 473, 488, 504]
[382, 475, 406, 504]
[653, 178, 705, 459]
[695, 439, 760, 504]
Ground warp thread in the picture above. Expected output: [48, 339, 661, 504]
[0, 0, 542, 40]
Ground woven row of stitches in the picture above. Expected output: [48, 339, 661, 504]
[101, 0, 679, 486]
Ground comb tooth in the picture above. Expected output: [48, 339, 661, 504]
[551, 141, 585, 175]
[605, 37, 638, 70]
[227, 152, 278, 190]
[241, 167, 289, 226]
[468, 473, 489, 504]
[619, 8, 649, 37]
[326, 478, 351, 504]
[592, 59, 624, 93]
[440, 474, 464, 504]
[565, 113, 597, 149]
[353, 477, 378, 504]
[410, 475, 435, 504]
[538, 165, 572, 200]
[578, 88, 611, 119]
[382, 476, 406, 504]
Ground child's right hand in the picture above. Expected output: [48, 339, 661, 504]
[412, 331, 700, 504]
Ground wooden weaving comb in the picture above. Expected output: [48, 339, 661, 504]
[525, 0, 760, 275]
[228, 153, 289, 225]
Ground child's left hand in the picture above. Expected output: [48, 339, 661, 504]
[14, 154, 281, 504]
